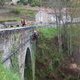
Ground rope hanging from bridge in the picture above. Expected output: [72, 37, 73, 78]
[1, 28, 39, 64]
[2, 38, 30, 64]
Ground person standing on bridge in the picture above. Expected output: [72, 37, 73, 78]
[21, 19, 26, 26]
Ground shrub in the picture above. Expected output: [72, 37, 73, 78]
[0, 64, 20, 80]
[31, 1, 41, 7]
[10, 9, 20, 15]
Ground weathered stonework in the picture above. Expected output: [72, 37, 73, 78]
[0, 27, 36, 80]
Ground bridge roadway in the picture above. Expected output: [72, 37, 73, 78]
[0, 26, 34, 32]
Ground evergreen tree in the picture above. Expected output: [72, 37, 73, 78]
[0, 0, 5, 7]
[28, 0, 33, 4]
[20, 0, 28, 4]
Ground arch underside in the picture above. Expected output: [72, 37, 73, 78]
[24, 48, 33, 80]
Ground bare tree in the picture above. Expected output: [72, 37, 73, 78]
[0, 0, 5, 8]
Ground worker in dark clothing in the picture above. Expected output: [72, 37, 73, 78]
[32, 30, 39, 41]
[21, 19, 26, 26]
[31, 30, 39, 45]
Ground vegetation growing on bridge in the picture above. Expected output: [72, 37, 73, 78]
[0, 64, 20, 80]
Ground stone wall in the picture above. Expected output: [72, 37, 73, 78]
[0, 27, 36, 80]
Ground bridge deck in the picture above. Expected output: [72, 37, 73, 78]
[0, 26, 34, 32]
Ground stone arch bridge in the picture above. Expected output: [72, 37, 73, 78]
[0, 27, 36, 80]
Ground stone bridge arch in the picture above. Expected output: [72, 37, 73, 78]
[19, 39, 35, 80]
[24, 47, 32, 80]
[0, 27, 36, 80]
